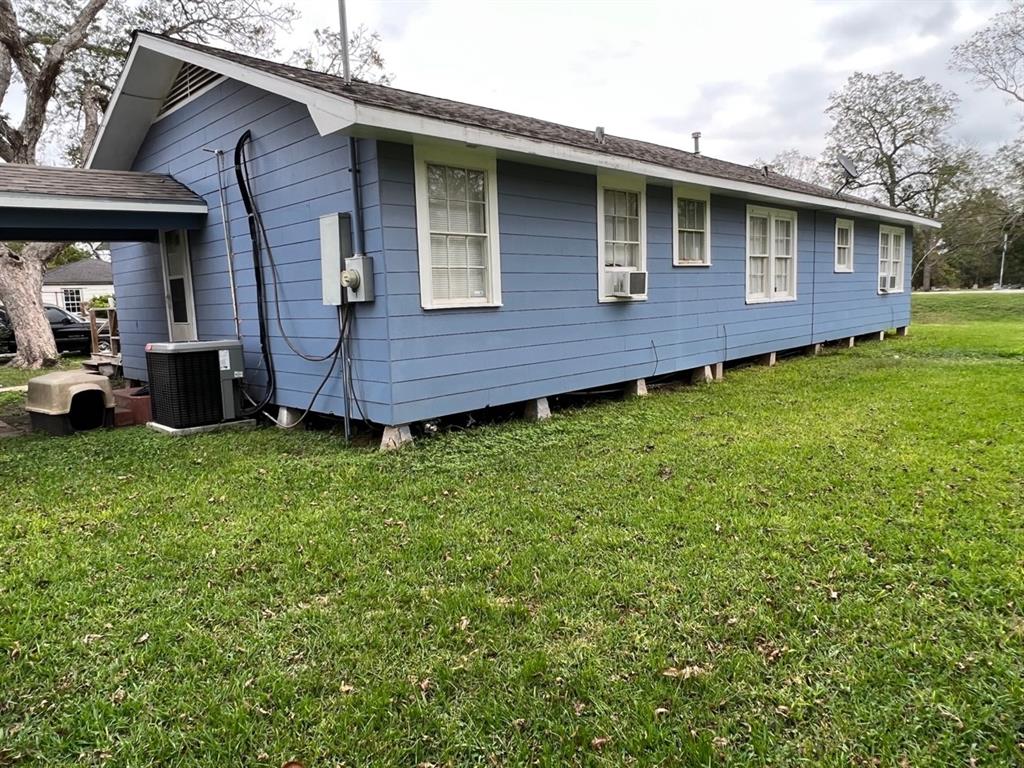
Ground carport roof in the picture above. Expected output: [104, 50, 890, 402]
[0, 164, 208, 241]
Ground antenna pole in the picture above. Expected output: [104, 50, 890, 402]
[338, 0, 351, 84]
[998, 230, 1008, 289]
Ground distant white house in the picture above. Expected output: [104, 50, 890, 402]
[41, 259, 113, 317]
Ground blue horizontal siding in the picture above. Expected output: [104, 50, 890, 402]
[377, 142, 911, 423]
[113, 79, 393, 423]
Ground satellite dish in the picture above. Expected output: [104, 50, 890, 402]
[835, 153, 860, 194]
[838, 154, 860, 180]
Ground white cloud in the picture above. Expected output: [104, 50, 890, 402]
[286, 0, 1018, 164]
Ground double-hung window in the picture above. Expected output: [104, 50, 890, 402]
[746, 206, 797, 302]
[673, 184, 711, 266]
[878, 224, 906, 293]
[597, 173, 647, 301]
[835, 218, 854, 272]
[414, 146, 501, 309]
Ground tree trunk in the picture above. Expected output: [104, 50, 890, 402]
[0, 249, 58, 368]
[922, 254, 933, 291]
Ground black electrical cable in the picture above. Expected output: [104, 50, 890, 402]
[234, 130, 276, 414]
[268, 306, 345, 430]
[342, 302, 369, 423]
[234, 129, 346, 426]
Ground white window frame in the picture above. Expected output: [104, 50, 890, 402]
[62, 288, 84, 315]
[414, 144, 502, 310]
[745, 205, 797, 304]
[672, 183, 711, 267]
[597, 172, 647, 303]
[878, 224, 906, 294]
[835, 218, 854, 273]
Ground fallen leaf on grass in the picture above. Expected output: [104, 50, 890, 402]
[654, 707, 670, 718]
[81, 634, 104, 645]
[662, 665, 709, 680]
[133, 633, 149, 645]
[591, 736, 611, 750]
[339, 683, 355, 694]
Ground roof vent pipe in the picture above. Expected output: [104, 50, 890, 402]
[691, 131, 701, 155]
[595, 126, 605, 143]
[338, 0, 351, 84]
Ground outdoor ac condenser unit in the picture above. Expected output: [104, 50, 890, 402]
[145, 340, 244, 429]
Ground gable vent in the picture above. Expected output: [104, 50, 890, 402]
[158, 63, 221, 117]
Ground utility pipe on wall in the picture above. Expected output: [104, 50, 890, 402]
[204, 147, 242, 340]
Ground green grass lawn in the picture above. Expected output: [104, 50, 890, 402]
[1, 295, 1022, 766]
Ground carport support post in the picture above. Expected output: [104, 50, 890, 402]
[380, 424, 413, 451]
[524, 397, 551, 421]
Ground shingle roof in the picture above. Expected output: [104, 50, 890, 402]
[0, 164, 205, 205]
[43, 258, 113, 286]
[143, 32, 911, 218]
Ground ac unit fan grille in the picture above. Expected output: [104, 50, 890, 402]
[146, 349, 224, 429]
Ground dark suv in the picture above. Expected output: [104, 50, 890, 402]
[0, 305, 93, 356]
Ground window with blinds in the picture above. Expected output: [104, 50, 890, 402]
[746, 206, 797, 302]
[878, 225, 905, 293]
[835, 218, 854, 272]
[157, 63, 222, 118]
[414, 147, 501, 309]
[426, 164, 490, 303]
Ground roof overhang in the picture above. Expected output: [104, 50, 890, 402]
[90, 33, 940, 231]
[0, 191, 207, 242]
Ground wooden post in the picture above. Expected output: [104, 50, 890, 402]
[690, 365, 713, 384]
[807, 343, 823, 356]
[624, 379, 648, 398]
[759, 351, 777, 367]
[524, 397, 551, 421]
[845, 337, 856, 349]
[380, 424, 414, 451]
[712, 362, 724, 381]
[896, 326, 909, 337]
[88, 310, 99, 356]
[875, 330, 886, 341]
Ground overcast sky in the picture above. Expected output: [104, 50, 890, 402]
[287, 0, 1020, 165]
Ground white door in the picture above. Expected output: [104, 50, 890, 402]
[160, 230, 197, 342]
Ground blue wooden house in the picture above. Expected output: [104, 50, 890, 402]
[0, 33, 939, 444]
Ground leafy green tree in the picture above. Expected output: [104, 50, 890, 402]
[824, 72, 972, 289]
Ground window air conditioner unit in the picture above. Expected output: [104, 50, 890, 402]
[609, 270, 648, 298]
[145, 340, 244, 429]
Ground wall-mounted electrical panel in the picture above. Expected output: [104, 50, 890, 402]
[320, 212, 353, 306]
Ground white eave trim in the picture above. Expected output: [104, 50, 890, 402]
[343, 102, 940, 229]
[93, 34, 938, 230]
[0, 192, 208, 214]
